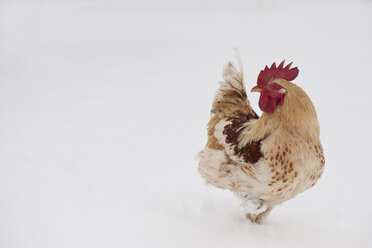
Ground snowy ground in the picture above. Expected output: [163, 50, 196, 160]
[1, 0, 372, 247]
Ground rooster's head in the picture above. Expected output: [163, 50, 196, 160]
[251, 61, 299, 113]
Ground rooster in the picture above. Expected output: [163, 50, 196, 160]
[198, 51, 325, 224]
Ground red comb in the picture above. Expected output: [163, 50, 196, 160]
[257, 60, 299, 87]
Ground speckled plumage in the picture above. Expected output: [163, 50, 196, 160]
[198, 54, 324, 224]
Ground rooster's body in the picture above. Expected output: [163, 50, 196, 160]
[198, 54, 324, 224]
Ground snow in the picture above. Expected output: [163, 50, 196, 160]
[0, 0, 372, 247]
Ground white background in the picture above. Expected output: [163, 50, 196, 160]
[1, 0, 371, 247]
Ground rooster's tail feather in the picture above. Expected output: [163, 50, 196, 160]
[211, 49, 255, 117]
[213, 49, 248, 107]
[206, 49, 257, 150]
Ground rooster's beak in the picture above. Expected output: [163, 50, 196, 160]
[251, 86, 263, 93]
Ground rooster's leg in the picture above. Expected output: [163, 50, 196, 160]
[246, 207, 273, 224]
[238, 194, 272, 224]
